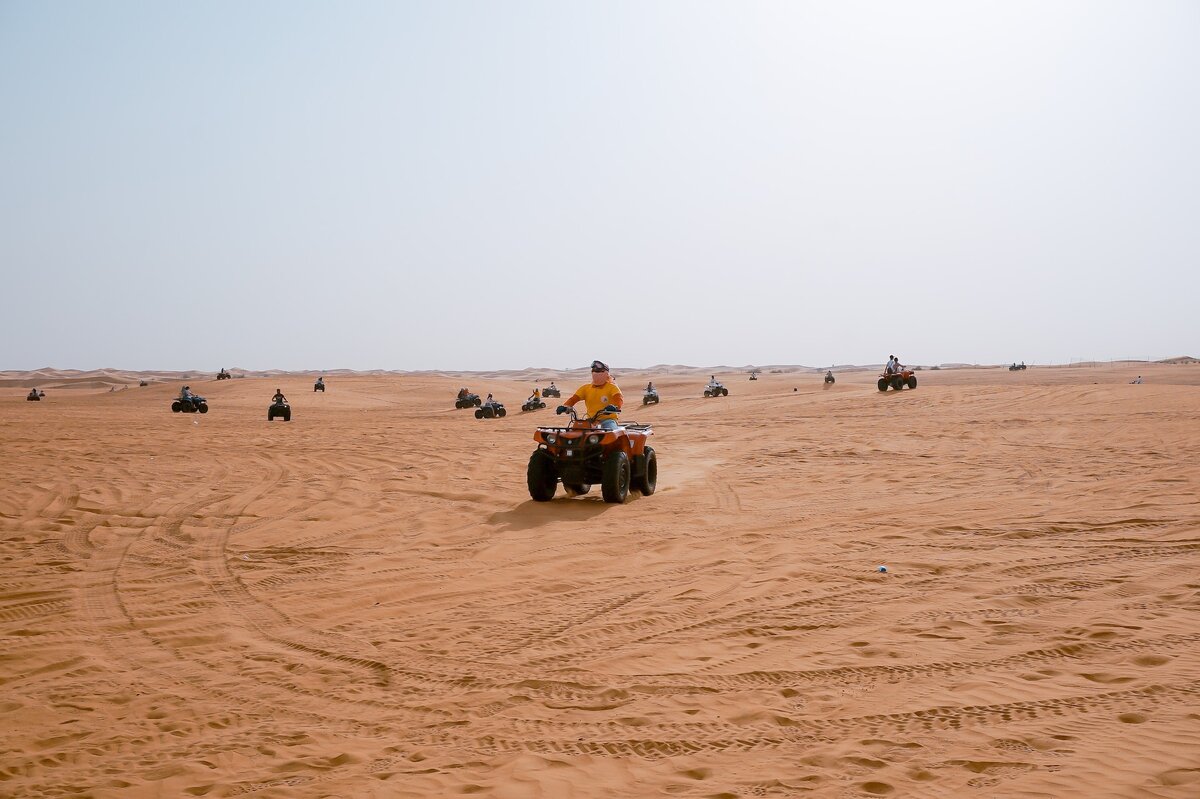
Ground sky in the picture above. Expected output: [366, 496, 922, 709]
[2, 1, 1197, 371]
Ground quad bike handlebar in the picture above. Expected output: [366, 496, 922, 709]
[556, 404, 620, 423]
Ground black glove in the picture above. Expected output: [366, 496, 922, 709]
[556, 405, 570, 414]
[603, 405, 620, 414]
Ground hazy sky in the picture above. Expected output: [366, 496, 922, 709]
[2, 1, 1197, 371]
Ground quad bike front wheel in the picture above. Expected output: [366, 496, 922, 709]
[877, 379, 889, 392]
[497, 408, 506, 418]
[171, 401, 182, 412]
[474, 409, 484, 419]
[703, 390, 712, 397]
[907, 376, 917, 389]
[197, 403, 209, 413]
[527, 451, 558, 501]
[602, 451, 630, 504]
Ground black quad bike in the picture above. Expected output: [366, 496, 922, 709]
[171, 395, 209, 413]
[455, 393, 482, 409]
[216, 370, 232, 380]
[476, 402, 507, 419]
[522, 398, 547, 412]
[703, 382, 729, 397]
[642, 389, 660, 405]
[541, 386, 562, 398]
[268, 398, 292, 421]
[314, 380, 326, 392]
[528, 405, 655, 504]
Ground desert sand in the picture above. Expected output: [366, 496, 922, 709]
[2, 363, 1198, 798]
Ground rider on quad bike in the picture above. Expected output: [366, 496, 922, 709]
[560, 360, 623, 429]
[529, 360, 655, 503]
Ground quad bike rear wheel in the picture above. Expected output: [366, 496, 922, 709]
[704, 390, 712, 397]
[475, 409, 484, 419]
[198, 403, 209, 413]
[171, 401, 182, 412]
[602, 451, 631, 504]
[634, 447, 657, 496]
[877, 379, 889, 392]
[907, 376, 917, 389]
[527, 451, 558, 502]
[498, 408, 506, 418]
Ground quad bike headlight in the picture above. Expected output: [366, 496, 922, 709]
[587, 434, 600, 445]
[546, 433, 557, 444]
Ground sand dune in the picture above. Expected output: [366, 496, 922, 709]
[1, 364, 1198, 797]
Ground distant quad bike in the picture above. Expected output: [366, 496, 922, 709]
[703, 382, 729, 397]
[476, 402, 507, 419]
[824, 373, 836, 385]
[455, 393, 482, 409]
[541, 386, 562, 398]
[877, 370, 917, 391]
[643, 389, 660, 405]
[26, 391, 42, 401]
[521, 398, 547, 412]
[1009, 362, 1027, 371]
[528, 405, 655, 504]
[267, 398, 292, 422]
[749, 371, 760, 381]
[216, 370, 232, 380]
[171, 395, 209, 413]
[314, 380, 326, 392]
[139, 380, 149, 387]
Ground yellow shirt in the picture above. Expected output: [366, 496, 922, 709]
[570, 380, 623, 421]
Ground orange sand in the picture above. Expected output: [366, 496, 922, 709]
[1, 363, 1198, 797]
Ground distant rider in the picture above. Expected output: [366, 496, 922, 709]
[1131, 375, 1143, 384]
[485, 393, 496, 406]
[315, 376, 324, 387]
[826, 370, 834, 381]
[884, 356, 895, 375]
[560, 360, 624, 430]
[646, 381, 655, 393]
[457, 387, 469, 400]
[180, 385, 193, 401]
[272, 388, 287, 404]
[28, 388, 39, 400]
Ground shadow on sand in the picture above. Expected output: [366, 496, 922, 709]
[489, 494, 638, 532]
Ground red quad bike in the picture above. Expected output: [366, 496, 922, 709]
[877, 369, 917, 391]
[528, 405, 656, 504]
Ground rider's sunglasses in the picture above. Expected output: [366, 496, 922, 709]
[591, 361, 609, 373]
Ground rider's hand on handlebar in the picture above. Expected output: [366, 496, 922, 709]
[603, 405, 620, 414]
[556, 405, 571, 415]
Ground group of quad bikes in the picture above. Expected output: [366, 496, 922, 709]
[167, 375, 327, 420]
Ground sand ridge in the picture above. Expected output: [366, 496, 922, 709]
[1, 364, 1198, 797]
